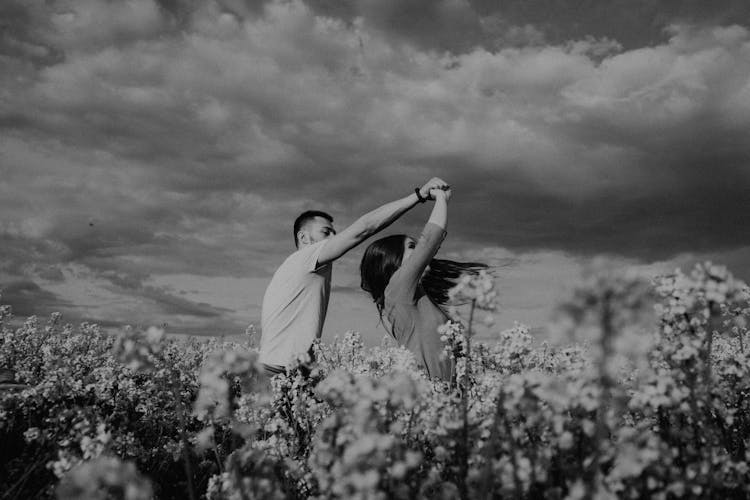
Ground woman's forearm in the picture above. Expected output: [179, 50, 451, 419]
[427, 190, 448, 229]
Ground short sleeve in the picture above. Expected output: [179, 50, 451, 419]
[297, 240, 331, 273]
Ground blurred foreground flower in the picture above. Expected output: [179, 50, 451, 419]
[111, 326, 165, 372]
[553, 264, 654, 347]
[549, 263, 655, 498]
[194, 348, 266, 421]
[56, 455, 152, 500]
[655, 262, 750, 381]
[310, 370, 424, 499]
[448, 270, 497, 310]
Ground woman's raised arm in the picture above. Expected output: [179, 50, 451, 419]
[427, 188, 449, 230]
[389, 188, 451, 301]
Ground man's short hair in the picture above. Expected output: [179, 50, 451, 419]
[293, 210, 333, 247]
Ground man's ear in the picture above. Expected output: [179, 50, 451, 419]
[297, 230, 308, 245]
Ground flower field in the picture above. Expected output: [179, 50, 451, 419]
[2, 262, 750, 499]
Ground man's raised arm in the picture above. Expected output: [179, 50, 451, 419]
[316, 177, 449, 266]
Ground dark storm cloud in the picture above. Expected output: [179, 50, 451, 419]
[468, 0, 750, 49]
[445, 171, 750, 261]
[0, 1, 62, 65]
[413, 75, 750, 261]
[33, 265, 65, 282]
[304, 0, 514, 52]
[0, 233, 66, 273]
[0, 280, 73, 317]
[303, 0, 750, 53]
[92, 266, 231, 318]
[135, 286, 230, 318]
[352, 0, 485, 53]
[0, 228, 245, 327]
[3, 6, 749, 263]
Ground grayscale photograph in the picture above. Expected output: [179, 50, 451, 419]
[2, 1, 750, 498]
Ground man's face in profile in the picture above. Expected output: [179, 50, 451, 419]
[301, 216, 336, 245]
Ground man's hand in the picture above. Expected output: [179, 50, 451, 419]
[419, 177, 449, 200]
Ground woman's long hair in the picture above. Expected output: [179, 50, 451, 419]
[360, 234, 487, 318]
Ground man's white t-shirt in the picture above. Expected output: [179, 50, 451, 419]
[259, 240, 332, 367]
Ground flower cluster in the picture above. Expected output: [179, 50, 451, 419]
[447, 270, 497, 310]
[111, 326, 166, 372]
[3, 261, 750, 499]
[194, 347, 265, 422]
[439, 320, 467, 381]
[0, 307, 250, 499]
[308, 370, 425, 499]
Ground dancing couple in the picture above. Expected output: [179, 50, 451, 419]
[259, 177, 484, 381]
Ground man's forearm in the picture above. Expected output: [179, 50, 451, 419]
[351, 192, 421, 238]
[314, 179, 447, 266]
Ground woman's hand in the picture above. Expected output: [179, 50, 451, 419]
[430, 187, 451, 202]
[419, 177, 449, 200]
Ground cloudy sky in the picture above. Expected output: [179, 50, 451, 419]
[2, 0, 750, 344]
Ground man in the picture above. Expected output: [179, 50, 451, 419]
[259, 177, 450, 375]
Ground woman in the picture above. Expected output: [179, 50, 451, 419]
[360, 187, 485, 381]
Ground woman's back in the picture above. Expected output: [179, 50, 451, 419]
[383, 286, 452, 380]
